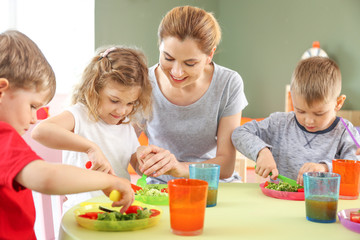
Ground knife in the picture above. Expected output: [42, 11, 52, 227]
[269, 172, 300, 187]
[255, 165, 301, 187]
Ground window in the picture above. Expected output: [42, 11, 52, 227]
[0, 0, 94, 94]
[1, 1, 94, 239]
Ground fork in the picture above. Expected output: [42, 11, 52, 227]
[136, 174, 147, 188]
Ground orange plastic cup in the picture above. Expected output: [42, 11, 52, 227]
[168, 179, 208, 236]
[332, 159, 360, 199]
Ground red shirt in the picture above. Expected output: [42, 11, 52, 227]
[0, 122, 42, 240]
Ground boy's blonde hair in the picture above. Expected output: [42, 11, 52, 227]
[72, 46, 152, 123]
[158, 5, 221, 55]
[0, 30, 56, 102]
[290, 57, 341, 107]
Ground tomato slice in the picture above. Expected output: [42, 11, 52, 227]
[297, 188, 304, 192]
[125, 205, 143, 214]
[78, 212, 102, 220]
[150, 209, 161, 218]
[131, 183, 142, 192]
[263, 181, 269, 187]
[160, 188, 168, 193]
[85, 161, 92, 169]
[79, 214, 91, 219]
[350, 211, 360, 223]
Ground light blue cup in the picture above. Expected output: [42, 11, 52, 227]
[189, 163, 220, 207]
[303, 172, 340, 223]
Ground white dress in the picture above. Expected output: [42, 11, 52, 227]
[62, 103, 139, 213]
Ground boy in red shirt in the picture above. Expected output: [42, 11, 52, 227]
[0, 30, 134, 239]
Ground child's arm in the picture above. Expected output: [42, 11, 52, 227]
[357, 148, 360, 155]
[32, 111, 115, 175]
[15, 160, 134, 212]
[231, 114, 282, 179]
[231, 117, 274, 164]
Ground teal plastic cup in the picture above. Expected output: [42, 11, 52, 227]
[189, 163, 220, 207]
[303, 172, 340, 223]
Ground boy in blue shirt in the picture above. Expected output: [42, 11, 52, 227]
[232, 57, 360, 185]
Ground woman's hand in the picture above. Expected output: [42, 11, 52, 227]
[297, 162, 328, 186]
[136, 145, 154, 166]
[137, 145, 187, 178]
[256, 147, 278, 179]
[87, 145, 115, 175]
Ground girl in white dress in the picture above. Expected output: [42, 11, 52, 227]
[32, 46, 152, 212]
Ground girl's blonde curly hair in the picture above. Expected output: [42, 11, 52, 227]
[72, 46, 152, 123]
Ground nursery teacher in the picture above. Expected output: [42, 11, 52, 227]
[138, 5, 248, 184]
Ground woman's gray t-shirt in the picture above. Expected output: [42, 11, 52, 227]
[144, 63, 248, 183]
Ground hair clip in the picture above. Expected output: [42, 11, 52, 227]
[98, 47, 117, 60]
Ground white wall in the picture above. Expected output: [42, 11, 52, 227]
[1, 1, 94, 239]
[0, 0, 95, 95]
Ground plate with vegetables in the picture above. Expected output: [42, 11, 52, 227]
[259, 181, 305, 201]
[338, 208, 360, 234]
[135, 184, 169, 205]
[74, 201, 162, 231]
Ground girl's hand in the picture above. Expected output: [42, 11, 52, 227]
[256, 147, 278, 179]
[297, 162, 328, 186]
[87, 146, 115, 175]
[137, 145, 187, 178]
[103, 177, 134, 213]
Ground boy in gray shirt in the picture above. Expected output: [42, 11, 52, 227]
[232, 57, 360, 185]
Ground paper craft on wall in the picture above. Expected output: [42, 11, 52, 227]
[301, 41, 328, 59]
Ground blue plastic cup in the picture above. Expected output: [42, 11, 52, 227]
[303, 172, 340, 223]
[189, 163, 220, 207]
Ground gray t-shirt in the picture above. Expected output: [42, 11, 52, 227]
[145, 63, 248, 183]
[231, 111, 360, 180]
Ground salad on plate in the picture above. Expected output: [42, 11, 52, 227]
[260, 181, 305, 201]
[134, 184, 169, 205]
[74, 201, 162, 231]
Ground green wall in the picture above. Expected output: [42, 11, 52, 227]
[95, 0, 360, 118]
[95, 0, 218, 65]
